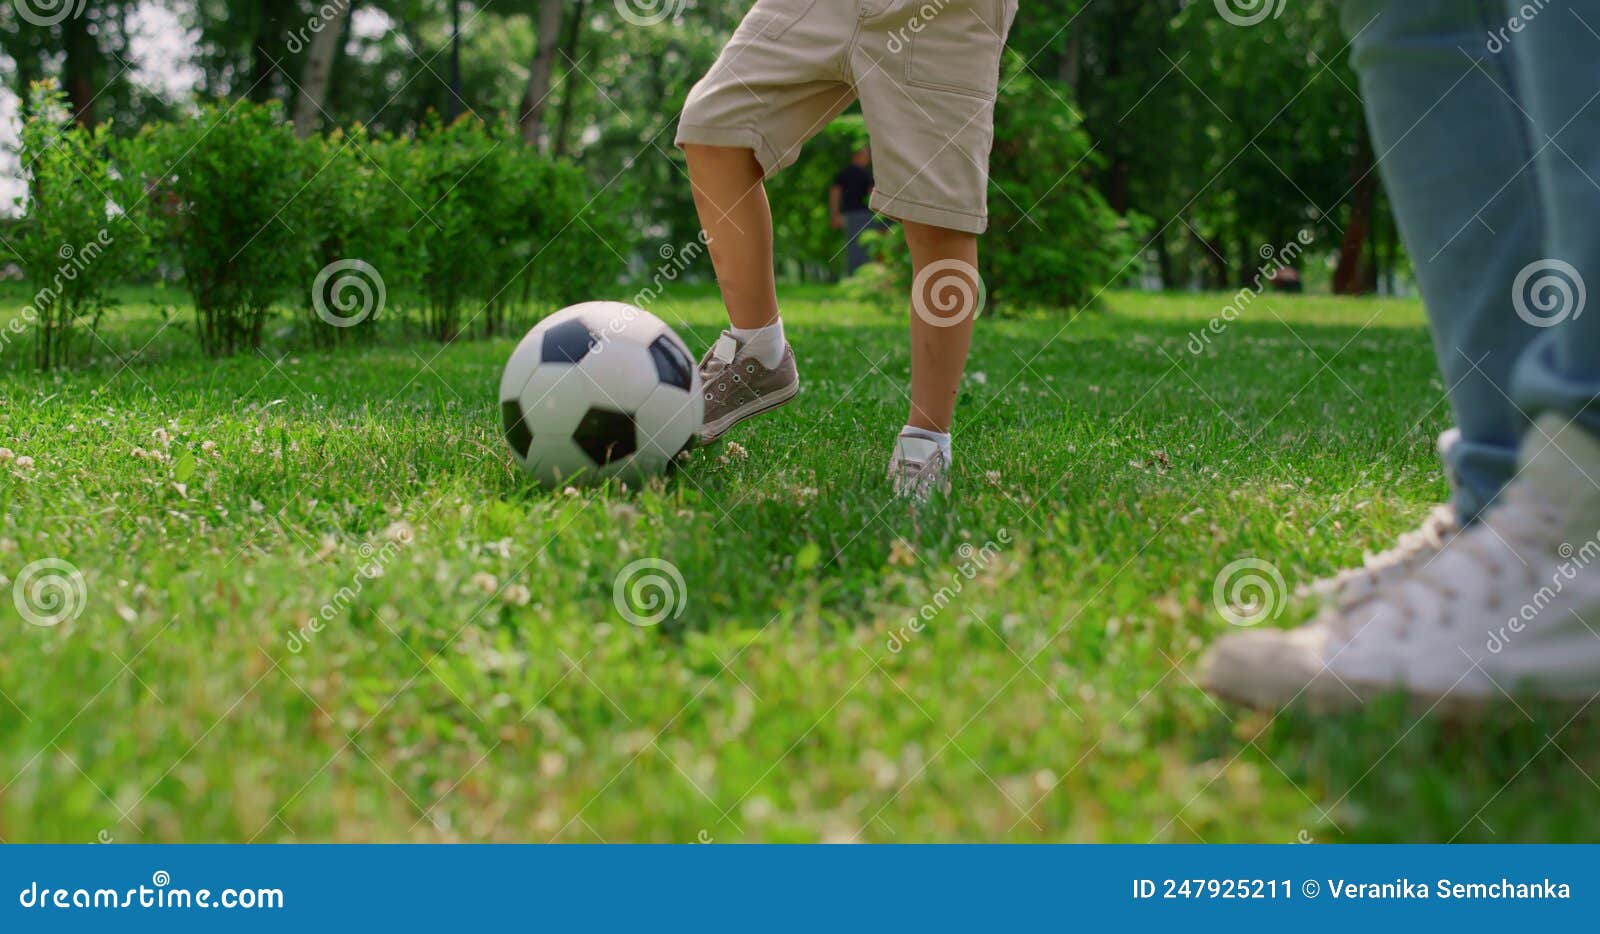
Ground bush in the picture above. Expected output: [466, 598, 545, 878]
[6, 98, 634, 361]
[394, 117, 632, 341]
[6, 82, 150, 369]
[986, 59, 1145, 310]
[301, 126, 417, 346]
[140, 101, 318, 356]
[521, 159, 634, 312]
[869, 57, 1143, 314]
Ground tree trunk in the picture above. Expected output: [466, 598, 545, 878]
[553, 0, 589, 157]
[1059, 30, 1081, 93]
[1153, 230, 1173, 290]
[1333, 125, 1377, 295]
[250, 0, 289, 102]
[293, 1, 354, 137]
[1190, 228, 1228, 290]
[519, 0, 565, 147]
[62, 13, 96, 125]
[1100, 5, 1129, 214]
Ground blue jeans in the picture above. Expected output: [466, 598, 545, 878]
[1343, 0, 1600, 520]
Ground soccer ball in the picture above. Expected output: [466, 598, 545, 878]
[499, 302, 701, 486]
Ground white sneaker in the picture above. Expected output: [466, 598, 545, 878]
[1201, 414, 1600, 712]
[887, 434, 949, 502]
[1303, 428, 1463, 606]
[1303, 504, 1460, 606]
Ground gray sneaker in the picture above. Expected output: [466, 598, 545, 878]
[697, 331, 800, 443]
[887, 434, 950, 501]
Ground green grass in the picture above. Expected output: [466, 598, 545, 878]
[3, 283, 1597, 843]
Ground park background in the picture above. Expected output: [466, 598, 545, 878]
[3, 0, 1596, 843]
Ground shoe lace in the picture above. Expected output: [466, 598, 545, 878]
[1325, 505, 1456, 604]
[1356, 486, 1559, 640]
[892, 450, 948, 498]
[698, 334, 736, 389]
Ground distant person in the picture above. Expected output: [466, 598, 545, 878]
[1203, 0, 1600, 710]
[830, 146, 883, 274]
[1267, 266, 1302, 293]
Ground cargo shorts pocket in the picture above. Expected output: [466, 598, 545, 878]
[904, 0, 1012, 100]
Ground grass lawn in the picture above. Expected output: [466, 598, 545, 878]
[3, 282, 1598, 843]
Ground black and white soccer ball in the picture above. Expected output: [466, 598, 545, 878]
[499, 302, 701, 486]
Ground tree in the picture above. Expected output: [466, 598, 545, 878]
[518, 0, 564, 147]
[0, 2, 158, 128]
[292, 1, 356, 137]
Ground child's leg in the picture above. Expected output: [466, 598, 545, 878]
[682, 144, 780, 330]
[903, 221, 980, 434]
[672, 2, 858, 440]
[849, 0, 1014, 496]
[680, 142, 799, 443]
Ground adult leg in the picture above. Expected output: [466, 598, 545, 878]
[1502, 1, 1600, 438]
[843, 208, 873, 274]
[1200, 0, 1600, 709]
[1340, 0, 1547, 521]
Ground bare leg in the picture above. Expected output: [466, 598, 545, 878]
[903, 220, 980, 433]
[682, 144, 780, 329]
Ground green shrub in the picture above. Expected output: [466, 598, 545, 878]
[139, 100, 318, 356]
[986, 59, 1145, 310]
[6, 82, 150, 369]
[524, 159, 634, 310]
[400, 117, 631, 341]
[8, 98, 633, 361]
[300, 126, 417, 345]
[396, 117, 504, 341]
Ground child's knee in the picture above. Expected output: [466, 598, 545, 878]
[682, 143, 757, 167]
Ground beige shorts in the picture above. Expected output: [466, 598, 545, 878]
[675, 0, 1017, 234]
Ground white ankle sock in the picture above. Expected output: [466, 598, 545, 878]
[730, 320, 785, 369]
[899, 425, 952, 463]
